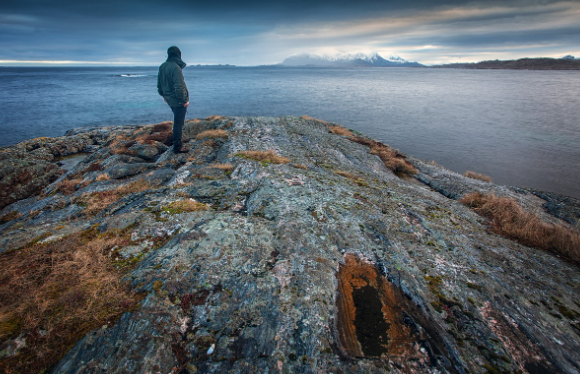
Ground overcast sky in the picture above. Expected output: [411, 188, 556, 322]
[1, 0, 579, 66]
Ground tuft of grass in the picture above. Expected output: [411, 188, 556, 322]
[109, 135, 137, 155]
[460, 192, 580, 264]
[349, 136, 417, 176]
[334, 170, 368, 187]
[235, 150, 290, 165]
[329, 125, 354, 137]
[96, 173, 111, 182]
[86, 162, 104, 172]
[161, 199, 209, 214]
[464, 171, 492, 183]
[55, 178, 84, 195]
[293, 163, 308, 170]
[196, 129, 229, 140]
[300, 115, 326, 122]
[211, 163, 234, 174]
[0, 210, 22, 224]
[152, 122, 172, 133]
[205, 115, 225, 121]
[0, 225, 143, 374]
[77, 179, 151, 216]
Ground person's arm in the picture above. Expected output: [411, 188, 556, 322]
[172, 67, 189, 107]
[157, 70, 164, 97]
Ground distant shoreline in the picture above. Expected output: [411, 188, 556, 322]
[431, 57, 580, 70]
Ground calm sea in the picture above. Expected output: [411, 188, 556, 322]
[1, 66, 579, 198]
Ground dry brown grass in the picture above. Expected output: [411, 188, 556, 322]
[0, 226, 142, 374]
[161, 199, 209, 214]
[196, 129, 229, 140]
[464, 171, 492, 183]
[211, 163, 234, 173]
[139, 122, 173, 146]
[86, 162, 104, 172]
[235, 150, 290, 165]
[460, 192, 580, 264]
[329, 125, 354, 137]
[300, 115, 326, 123]
[335, 170, 368, 187]
[205, 115, 225, 121]
[349, 137, 417, 176]
[293, 163, 308, 170]
[96, 173, 111, 182]
[0, 210, 22, 224]
[55, 178, 84, 195]
[77, 179, 151, 216]
[109, 135, 137, 155]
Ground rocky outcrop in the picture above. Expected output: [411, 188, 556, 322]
[1, 116, 579, 374]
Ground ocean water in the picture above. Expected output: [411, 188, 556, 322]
[1, 66, 579, 198]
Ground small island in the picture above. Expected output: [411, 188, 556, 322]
[1, 116, 579, 373]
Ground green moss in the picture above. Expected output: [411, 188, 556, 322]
[152, 280, 166, 298]
[467, 282, 483, 291]
[425, 275, 462, 312]
[552, 297, 580, 320]
[161, 200, 208, 214]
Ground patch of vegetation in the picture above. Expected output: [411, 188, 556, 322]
[460, 192, 580, 264]
[0, 210, 22, 224]
[348, 136, 417, 176]
[334, 170, 368, 187]
[196, 129, 229, 140]
[55, 178, 85, 195]
[76, 179, 151, 216]
[467, 282, 483, 291]
[86, 162, 104, 172]
[235, 150, 290, 165]
[161, 199, 209, 214]
[424, 275, 462, 312]
[464, 170, 492, 183]
[551, 296, 580, 320]
[0, 225, 144, 374]
[328, 125, 354, 137]
[96, 172, 111, 181]
[210, 163, 234, 176]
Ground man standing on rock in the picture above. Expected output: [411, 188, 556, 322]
[157, 46, 190, 153]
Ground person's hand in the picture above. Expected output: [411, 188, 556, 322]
[184, 101, 190, 108]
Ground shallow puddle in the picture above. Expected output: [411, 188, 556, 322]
[55, 153, 89, 171]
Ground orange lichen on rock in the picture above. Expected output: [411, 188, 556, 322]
[336, 254, 416, 359]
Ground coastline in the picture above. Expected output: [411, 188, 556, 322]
[1, 116, 579, 373]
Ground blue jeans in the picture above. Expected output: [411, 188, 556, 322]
[170, 106, 187, 151]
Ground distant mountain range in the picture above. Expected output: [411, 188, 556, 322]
[281, 52, 423, 67]
[433, 56, 580, 70]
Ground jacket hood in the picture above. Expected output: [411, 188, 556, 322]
[167, 56, 186, 69]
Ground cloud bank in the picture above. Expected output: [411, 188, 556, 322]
[1, 0, 579, 65]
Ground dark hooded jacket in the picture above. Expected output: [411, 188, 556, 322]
[157, 50, 189, 107]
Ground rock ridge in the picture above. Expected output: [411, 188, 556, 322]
[0, 116, 579, 374]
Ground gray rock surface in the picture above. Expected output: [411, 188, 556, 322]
[1, 116, 579, 374]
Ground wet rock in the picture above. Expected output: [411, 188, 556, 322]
[1, 116, 579, 374]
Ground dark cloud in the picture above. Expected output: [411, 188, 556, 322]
[1, 0, 578, 65]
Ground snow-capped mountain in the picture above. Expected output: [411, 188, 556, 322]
[281, 52, 422, 67]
